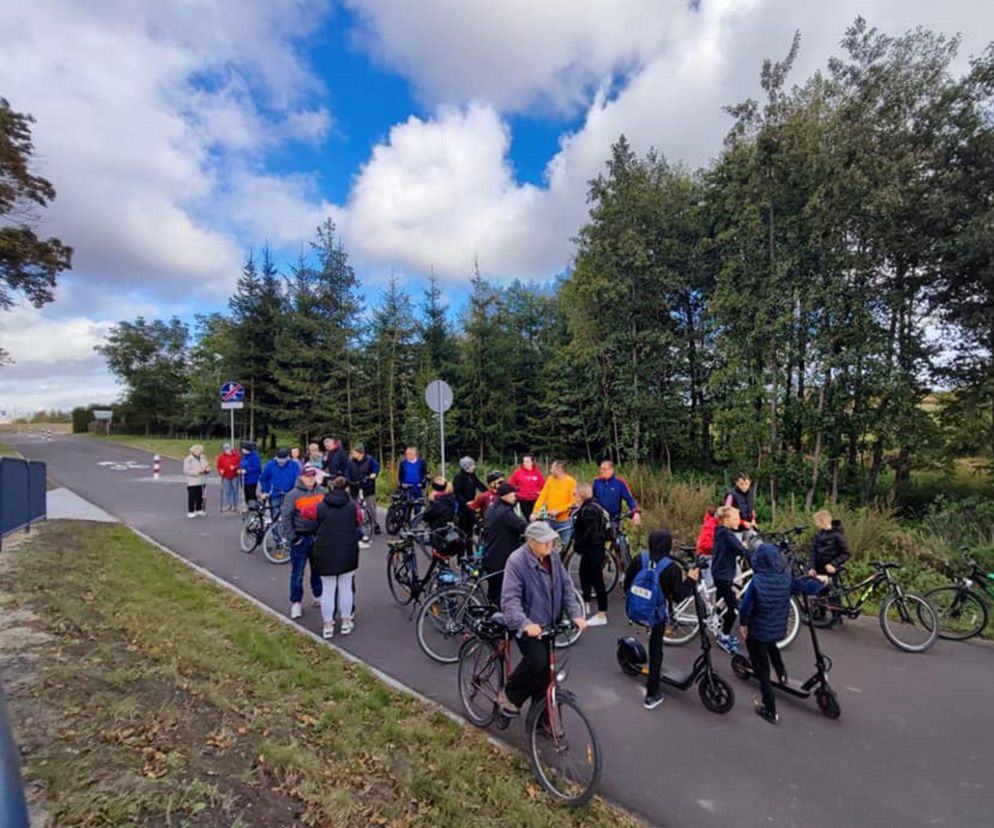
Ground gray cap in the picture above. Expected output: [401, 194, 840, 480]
[524, 522, 560, 543]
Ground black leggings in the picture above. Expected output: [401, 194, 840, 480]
[244, 482, 258, 503]
[187, 485, 204, 513]
[519, 499, 536, 520]
[746, 636, 786, 712]
[647, 623, 665, 696]
[714, 579, 738, 635]
[485, 570, 504, 607]
[577, 545, 607, 613]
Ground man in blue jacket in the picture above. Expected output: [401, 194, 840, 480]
[398, 446, 428, 499]
[592, 460, 642, 528]
[260, 448, 298, 520]
[238, 441, 262, 505]
[739, 543, 828, 724]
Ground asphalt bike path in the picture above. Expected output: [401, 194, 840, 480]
[12, 434, 993, 828]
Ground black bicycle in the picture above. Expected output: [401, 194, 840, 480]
[924, 560, 994, 640]
[385, 485, 423, 535]
[807, 561, 939, 653]
[386, 525, 464, 610]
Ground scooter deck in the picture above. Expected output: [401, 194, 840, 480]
[770, 676, 814, 697]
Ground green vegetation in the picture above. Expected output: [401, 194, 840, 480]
[85, 19, 994, 523]
[0, 442, 20, 457]
[84, 434, 225, 463]
[1, 521, 638, 827]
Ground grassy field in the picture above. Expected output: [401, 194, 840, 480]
[0, 520, 638, 827]
[0, 442, 21, 457]
[83, 434, 224, 462]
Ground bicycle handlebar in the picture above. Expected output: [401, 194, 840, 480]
[539, 621, 577, 640]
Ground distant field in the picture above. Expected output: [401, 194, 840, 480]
[83, 435, 224, 462]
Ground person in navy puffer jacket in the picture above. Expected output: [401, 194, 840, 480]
[739, 543, 828, 724]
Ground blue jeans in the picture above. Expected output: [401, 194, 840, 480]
[549, 517, 573, 548]
[221, 476, 239, 510]
[290, 534, 322, 603]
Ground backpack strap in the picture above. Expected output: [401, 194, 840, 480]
[640, 551, 651, 572]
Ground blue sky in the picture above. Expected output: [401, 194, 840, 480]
[0, 0, 991, 412]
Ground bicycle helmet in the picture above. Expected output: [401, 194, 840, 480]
[486, 469, 504, 484]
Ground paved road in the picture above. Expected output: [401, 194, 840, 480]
[11, 434, 994, 828]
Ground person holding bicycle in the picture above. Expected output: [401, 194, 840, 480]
[281, 463, 326, 619]
[347, 443, 380, 538]
[497, 521, 587, 718]
[454, 457, 486, 539]
[482, 481, 526, 605]
[808, 510, 850, 626]
[573, 482, 613, 626]
[398, 446, 428, 499]
[530, 460, 577, 546]
[260, 448, 297, 522]
[712, 505, 751, 654]
[323, 437, 349, 479]
[591, 459, 642, 533]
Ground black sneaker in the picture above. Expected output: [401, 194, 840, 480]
[644, 692, 665, 710]
[754, 703, 780, 725]
[373, 524, 382, 535]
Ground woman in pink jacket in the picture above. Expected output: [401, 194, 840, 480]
[507, 454, 545, 520]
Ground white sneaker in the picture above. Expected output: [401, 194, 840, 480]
[322, 623, 335, 639]
[586, 614, 608, 627]
[290, 602, 302, 619]
[340, 618, 354, 635]
[359, 540, 372, 549]
[197, 510, 206, 516]
[187, 512, 196, 519]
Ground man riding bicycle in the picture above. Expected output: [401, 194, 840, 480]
[592, 459, 642, 534]
[497, 522, 587, 718]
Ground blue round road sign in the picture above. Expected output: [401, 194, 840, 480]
[220, 382, 245, 402]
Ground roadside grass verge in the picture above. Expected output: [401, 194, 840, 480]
[1, 520, 639, 827]
[0, 442, 21, 457]
[82, 434, 218, 462]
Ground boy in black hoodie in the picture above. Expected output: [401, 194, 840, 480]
[808, 511, 850, 626]
[623, 530, 700, 710]
[711, 506, 751, 654]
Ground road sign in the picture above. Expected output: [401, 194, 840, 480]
[93, 410, 113, 421]
[220, 382, 245, 403]
[424, 380, 453, 414]
[220, 401, 244, 411]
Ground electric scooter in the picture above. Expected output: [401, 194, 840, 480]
[616, 558, 736, 714]
[730, 584, 841, 719]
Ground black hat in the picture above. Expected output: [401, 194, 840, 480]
[486, 469, 504, 484]
[496, 482, 517, 498]
[648, 530, 673, 560]
[276, 447, 289, 459]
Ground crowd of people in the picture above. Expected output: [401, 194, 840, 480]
[182, 442, 850, 724]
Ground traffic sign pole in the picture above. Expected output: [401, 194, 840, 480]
[437, 383, 446, 478]
[424, 380, 453, 479]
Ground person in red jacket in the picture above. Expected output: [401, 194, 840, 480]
[216, 442, 242, 513]
[507, 454, 545, 520]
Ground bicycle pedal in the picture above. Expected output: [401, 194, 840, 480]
[495, 714, 511, 730]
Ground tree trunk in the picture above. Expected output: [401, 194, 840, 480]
[804, 375, 828, 510]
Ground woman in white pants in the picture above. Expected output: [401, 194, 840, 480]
[310, 476, 363, 639]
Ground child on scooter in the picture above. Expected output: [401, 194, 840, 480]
[739, 543, 829, 724]
[622, 530, 699, 710]
[808, 510, 850, 626]
[712, 506, 750, 654]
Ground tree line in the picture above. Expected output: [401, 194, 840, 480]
[92, 19, 994, 515]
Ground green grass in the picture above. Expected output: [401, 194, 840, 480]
[2, 521, 638, 827]
[0, 442, 21, 457]
[83, 434, 225, 462]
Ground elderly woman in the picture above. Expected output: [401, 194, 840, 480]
[183, 444, 210, 517]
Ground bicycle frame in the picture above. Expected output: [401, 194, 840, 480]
[822, 569, 892, 617]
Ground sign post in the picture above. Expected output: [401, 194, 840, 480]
[219, 382, 245, 446]
[93, 409, 113, 437]
[424, 379, 453, 477]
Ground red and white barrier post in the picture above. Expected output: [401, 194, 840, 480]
[153, 454, 160, 480]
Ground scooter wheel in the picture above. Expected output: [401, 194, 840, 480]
[815, 688, 841, 720]
[730, 654, 751, 681]
[616, 638, 646, 676]
[698, 673, 735, 714]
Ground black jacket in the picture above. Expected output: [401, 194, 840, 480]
[711, 526, 749, 582]
[453, 470, 485, 506]
[482, 499, 526, 573]
[311, 489, 362, 576]
[724, 487, 755, 524]
[572, 498, 611, 554]
[324, 446, 349, 478]
[809, 529, 850, 573]
[347, 454, 377, 496]
[623, 551, 694, 605]
[422, 493, 457, 530]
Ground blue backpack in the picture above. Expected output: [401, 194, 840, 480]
[626, 552, 674, 627]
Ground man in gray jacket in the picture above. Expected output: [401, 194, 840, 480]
[498, 522, 587, 716]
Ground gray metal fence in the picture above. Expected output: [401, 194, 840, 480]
[0, 457, 47, 548]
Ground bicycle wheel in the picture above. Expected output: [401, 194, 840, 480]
[565, 549, 618, 596]
[663, 595, 699, 645]
[923, 586, 988, 641]
[879, 592, 938, 653]
[387, 547, 416, 606]
[457, 638, 504, 727]
[239, 514, 261, 552]
[385, 504, 405, 536]
[776, 597, 801, 650]
[529, 694, 601, 807]
[262, 524, 291, 564]
[416, 586, 482, 663]
[554, 586, 585, 649]
[361, 503, 375, 539]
